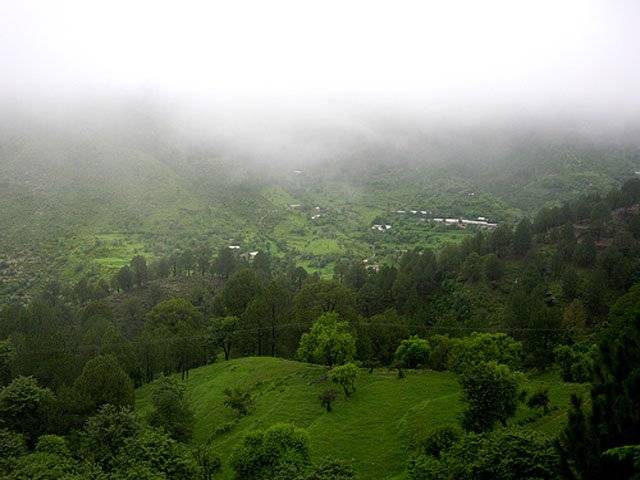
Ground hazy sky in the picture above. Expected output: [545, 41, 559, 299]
[1, 0, 639, 118]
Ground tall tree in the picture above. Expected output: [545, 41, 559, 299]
[513, 218, 533, 256]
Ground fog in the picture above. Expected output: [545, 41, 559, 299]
[1, 0, 640, 166]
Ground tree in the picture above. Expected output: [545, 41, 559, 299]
[461, 252, 483, 282]
[460, 361, 520, 433]
[329, 363, 359, 397]
[115, 265, 134, 292]
[483, 253, 504, 283]
[558, 284, 640, 479]
[194, 243, 212, 276]
[562, 300, 588, 340]
[0, 340, 14, 387]
[253, 251, 272, 279]
[409, 428, 559, 480]
[319, 388, 338, 412]
[213, 246, 237, 279]
[73, 354, 134, 412]
[208, 316, 240, 361]
[297, 313, 356, 368]
[394, 335, 431, 369]
[291, 279, 358, 325]
[230, 423, 311, 480]
[223, 269, 263, 317]
[513, 218, 532, 256]
[562, 268, 580, 301]
[0, 428, 27, 475]
[446, 332, 522, 373]
[574, 237, 597, 267]
[145, 298, 205, 379]
[242, 279, 291, 357]
[130, 255, 149, 287]
[77, 404, 141, 472]
[0, 376, 56, 445]
[148, 375, 194, 442]
[356, 310, 409, 366]
[110, 427, 198, 479]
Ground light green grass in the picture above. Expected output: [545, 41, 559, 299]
[135, 357, 587, 480]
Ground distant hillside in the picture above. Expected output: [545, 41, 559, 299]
[2, 116, 639, 301]
[135, 357, 586, 480]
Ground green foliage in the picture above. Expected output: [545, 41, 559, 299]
[527, 388, 551, 413]
[223, 269, 263, 316]
[7, 451, 85, 480]
[230, 423, 311, 480]
[111, 428, 198, 480]
[297, 313, 356, 367]
[329, 363, 359, 397]
[418, 426, 461, 458]
[135, 356, 586, 480]
[301, 459, 355, 480]
[73, 354, 134, 412]
[513, 218, 533, 256]
[558, 283, 640, 479]
[408, 428, 559, 480]
[460, 361, 520, 433]
[356, 310, 409, 366]
[0, 428, 27, 474]
[223, 387, 255, 417]
[148, 375, 194, 441]
[208, 315, 240, 361]
[0, 376, 56, 444]
[553, 344, 594, 383]
[78, 404, 142, 471]
[394, 335, 431, 369]
[192, 443, 221, 480]
[446, 333, 522, 373]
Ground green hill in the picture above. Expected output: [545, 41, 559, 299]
[135, 357, 587, 480]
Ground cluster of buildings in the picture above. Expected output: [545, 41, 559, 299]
[432, 217, 497, 229]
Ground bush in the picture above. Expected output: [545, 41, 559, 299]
[223, 388, 255, 417]
[419, 426, 461, 458]
[408, 428, 559, 480]
[395, 336, 430, 369]
[230, 423, 311, 480]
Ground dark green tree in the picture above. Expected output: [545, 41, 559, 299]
[148, 375, 194, 442]
[460, 361, 520, 432]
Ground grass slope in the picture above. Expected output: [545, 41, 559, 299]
[135, 357, 587, 480]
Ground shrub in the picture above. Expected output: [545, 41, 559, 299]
[395, 336, 430, 369]
[230, 423, 311, 480]
[223, 388, 255, 417]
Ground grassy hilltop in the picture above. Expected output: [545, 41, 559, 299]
[136, 357, 587, 480]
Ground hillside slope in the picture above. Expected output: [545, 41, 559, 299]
[135, 357, 587, 480]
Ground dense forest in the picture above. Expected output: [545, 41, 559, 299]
[2, 176, 640, 478]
